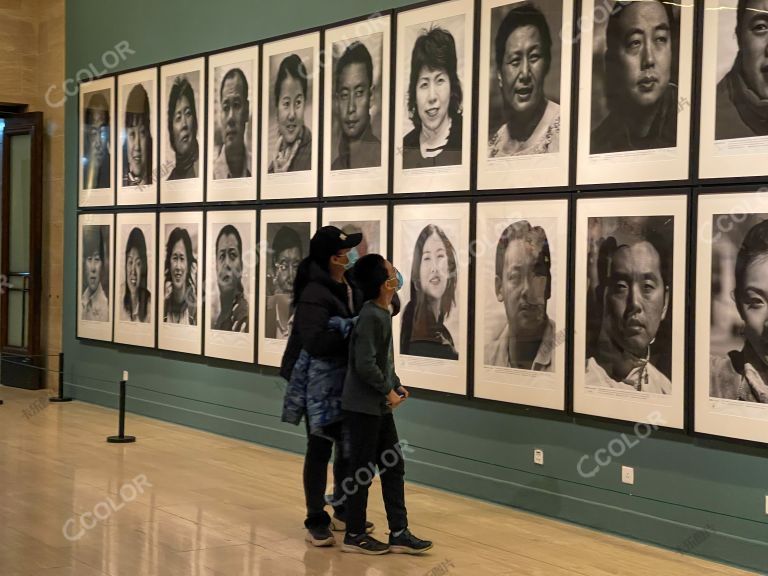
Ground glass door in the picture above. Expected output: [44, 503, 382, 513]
[0, 112, 44, 389]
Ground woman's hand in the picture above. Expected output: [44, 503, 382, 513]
[387, 389, 404, 408]
[397, 386, 410, 399]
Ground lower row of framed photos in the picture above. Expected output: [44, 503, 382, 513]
[77, 189, 768, 445]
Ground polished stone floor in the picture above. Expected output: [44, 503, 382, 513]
[0, 385, 756, 575]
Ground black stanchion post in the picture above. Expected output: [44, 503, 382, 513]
[50, 352, 72, 403]
[107, 371, 135, 444]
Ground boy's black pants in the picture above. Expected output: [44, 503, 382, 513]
[342, 410, 408, 535]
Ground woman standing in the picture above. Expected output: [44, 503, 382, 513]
[280, 226, 367, 547]
[401, 224, 459, 360]
[122, 227, 151, 323]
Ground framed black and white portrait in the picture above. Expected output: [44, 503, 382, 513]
[77, 213, 114, 341]
[160, 58, 205, 204]
[573, 194, 687, 428]
[258, 208, 316, 366]
[113, 212, 156, 348]
[699, 1, 768, 180]
[79, 77, 115, 207]
[393, 0, 474, 194]
[695, 191, 768, 444]
[477, 0, 574, 190]
[207, 47, 259, 202]
[205, 210, 256, 363]
[117, 69, 157, 206]
[323, 14, 391, 196]
[322, 204, 388, 258]
[575, 0, 694, 185]
[157, 211, 203, 354]
[474, 199, 568, 410]
[392, 202, 469, 394]
[260, 33, 320, 200]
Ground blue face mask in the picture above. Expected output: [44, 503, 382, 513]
[386, 269, 404, 292]
[343, 247, 359, 271]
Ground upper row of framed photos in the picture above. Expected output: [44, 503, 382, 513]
[79, 0, 768, 208]
[78, 190, 768, 446]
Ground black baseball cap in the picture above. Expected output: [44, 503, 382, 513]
[310, 225, 362, 261]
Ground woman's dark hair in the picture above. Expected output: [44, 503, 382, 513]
[354, 253, 389, 302]
[164, 227, 196, 291]
[123, 227, 149, 318]
[735, 219, 768, 315]
[124, 83, 153, 183]
[407, 26, 463, 132]
[494, 3, 552, 75]
[292, 226, 343, 305]
[167, 75, 198, 152]
[274, 54, 308, 107]
[410, 224, 458, 319]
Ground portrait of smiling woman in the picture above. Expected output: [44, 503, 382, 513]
[164, 226, 198, 326]
[268, 53, 313, 173]
[122, 227, 151, 323]
[709, 217, 768, 403]
[123, 83, 153, 187]
[402, 26, 464, 169]
[400, 224, 459, 360]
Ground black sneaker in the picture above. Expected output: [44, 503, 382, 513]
[341, 533, 390, 555]
[305, 525, 335, 547]
[330, 515, 374, 534]
[389, 528, 433, 554]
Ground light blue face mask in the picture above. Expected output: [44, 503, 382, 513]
[386, 269, 404, 291]
[343, 247, 360, 271]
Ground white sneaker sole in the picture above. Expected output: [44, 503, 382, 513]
[341, 543, 390, 555]
[305, 532, 335, 547]
[389, 543, 434, 555]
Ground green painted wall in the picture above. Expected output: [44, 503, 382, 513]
[64, 1, 768, 572]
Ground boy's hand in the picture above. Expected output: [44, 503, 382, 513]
[397, 386, 410, 399]
[387, 389, 404, 408]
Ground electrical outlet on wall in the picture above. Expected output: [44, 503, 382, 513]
[534, 449, 544, 466]
[621, 466, 634, 485]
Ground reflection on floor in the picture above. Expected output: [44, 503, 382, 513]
[0, 385, 756, 576]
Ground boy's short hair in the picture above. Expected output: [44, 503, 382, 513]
[353, 253, 388, 302]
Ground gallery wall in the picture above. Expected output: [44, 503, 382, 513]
[65, 0, 768, 572]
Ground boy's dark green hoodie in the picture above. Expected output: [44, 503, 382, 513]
[342, 300, 401, 415]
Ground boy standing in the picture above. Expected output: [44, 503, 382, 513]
[341, 254, 433, 555]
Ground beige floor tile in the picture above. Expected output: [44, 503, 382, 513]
[0, 386, 758, 576]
